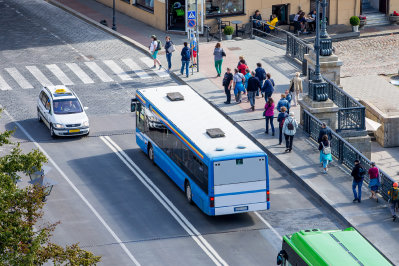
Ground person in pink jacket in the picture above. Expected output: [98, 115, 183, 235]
[264, 97, 275, 136]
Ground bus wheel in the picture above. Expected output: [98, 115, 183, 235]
[185, 181, 193, 204]
[148, 144, 154, 162]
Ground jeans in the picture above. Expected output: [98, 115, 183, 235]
[284, 134, 294, 150]
[279, 126, 283, 144]
[224, 86, 231, 103]
[266, 116, 275, 133]
[215, 59, 223, 75]
[352, 179, 363, 200]
[166, 53, 172, 70]
[257, 81, 264, 96]
[248, 91, 256, 106]
[265, 92, 273, 100]
[389, 201, 398, 216]
[235, 91, 242, 102]
[181, 60, 189, 77]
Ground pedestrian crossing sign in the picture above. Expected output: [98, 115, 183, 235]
[187, 11, 196, 20]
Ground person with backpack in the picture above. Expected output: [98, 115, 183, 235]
[290, 72, 303, 106]
[277, 106, 288, 145]
[264, 97, 275, 135]
[282, 112, 298, 152]
[255, 63, 266, 96]
[351, 159, 365, 203]
[318, 134, 332, 174]
[213, 42, 225, 77]
[388, 182, 399, 221]
[368, 162, 380, 202]
[180, 42, 190, 78]
[149, 35, 162, 70]
[233, 68, 245, 103]
[277, 94, 290, 113]
[164, 36, 174, 72]
[222, 68, 234, 104]
[262, 73, 275, 99]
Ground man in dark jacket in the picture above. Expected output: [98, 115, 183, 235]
[351, 159, 365, 203]
[262, 73, 275, 99]
[246, 71, 261, 111]
[180, 42, 190, 78]
[255, 63, 266, 96]
[222, 68, 234, 104]
[317, 122, 332, 143]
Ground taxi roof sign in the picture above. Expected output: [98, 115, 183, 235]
[55, 88, 66, 94]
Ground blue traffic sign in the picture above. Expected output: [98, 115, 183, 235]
[188, 19, 196, 28]
[187, 11, 196, 20]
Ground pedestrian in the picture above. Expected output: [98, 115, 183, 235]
[290, 72, 303, 106]
[237, 55, 246, 67]
[277, 94, 290, 113]
[317, 122, 332, 143]
[238, 59, 248, 75]
[191, 36, 198, 66]
[368, 162, 380, 202]
[264, 97, 275, 135]
[262, 73, 275, 99]
[285, 89, 292, 105]
[388, 182, 399, 221]
[277, 106, 288, 145]
[351, 159, 366, 203]
[318, 134, 332, 174]
[222, 68, 234, 104]
[255, 63, 266, 96]
[233, 68, 245, 103]
[213, 42, 225, 77]
[149, 35, 162, 70]
[282, 112, 298, 152]
[164, 36, 174, 72]
[244, 68, 251, 98]
[247, 71, 261, 111]
[180, 42, 190, 78]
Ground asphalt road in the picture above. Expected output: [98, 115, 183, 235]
[0, 0, 345, 265]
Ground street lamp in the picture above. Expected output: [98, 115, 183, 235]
[28, 166, 57, 202]
[112, 0, 117, 31]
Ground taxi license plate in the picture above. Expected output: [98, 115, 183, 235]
[69, 129, 80, 133]
[234, 206, 248, 212]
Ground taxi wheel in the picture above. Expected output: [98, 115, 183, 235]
[37, 109, 42, 122]
[50, 124, 56, 138]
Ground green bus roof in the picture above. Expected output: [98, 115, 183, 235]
[283, 227, 392, 266]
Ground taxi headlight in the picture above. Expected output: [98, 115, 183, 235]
[53, 123, 64, 129]
[82, 121, 89, 127]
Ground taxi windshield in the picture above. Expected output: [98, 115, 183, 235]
[53, 99, 83, 114]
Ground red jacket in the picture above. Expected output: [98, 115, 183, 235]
[238, 63, 248, 75]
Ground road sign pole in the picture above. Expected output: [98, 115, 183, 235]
[195, 0, 199, 72]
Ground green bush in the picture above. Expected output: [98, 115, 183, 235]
[350, 16, 360, 26]
[224, 26, 234, 35]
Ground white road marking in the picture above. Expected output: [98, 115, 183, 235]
[46, 64, 74, 85]
[5, 67, 33, 89]
[101, 136, 228, 266]
[26, 66, 53, 86]
[122, 59, 150, 79]
[66, 63, 94, 84]
[103, 60, 133, 81]
[140, 57, 169, 78]
[254, 212, 282, 241]
[85, 62, 113, 82]
[0, 74, 12, 90]
[1, 109, 140, 266]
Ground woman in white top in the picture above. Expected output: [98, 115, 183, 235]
[149, 35, 162, 70]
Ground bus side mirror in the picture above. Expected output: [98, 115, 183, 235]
[131, 98, 138, 112]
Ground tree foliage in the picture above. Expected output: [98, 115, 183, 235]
[0, 111, 101, 265]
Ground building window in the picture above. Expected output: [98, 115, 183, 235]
[205, 0, 244, 17]
[135, 0, 154, 12]
[272, 4, 289, 25]
[121, 0, 130, 3]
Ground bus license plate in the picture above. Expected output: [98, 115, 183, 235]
[69, 129, 80, 133]
[234, 206, 248, 212]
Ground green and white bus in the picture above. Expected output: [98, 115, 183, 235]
[277, 227, 392, 266]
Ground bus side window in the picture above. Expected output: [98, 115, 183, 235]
[136, 102, 145, 132]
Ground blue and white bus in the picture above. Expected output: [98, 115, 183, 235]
[131, 85, 270, 215]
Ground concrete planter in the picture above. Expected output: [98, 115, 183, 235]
[352, 25, 359, 32]
[389, 15, 399, 25]
[224, 34, 232, 40]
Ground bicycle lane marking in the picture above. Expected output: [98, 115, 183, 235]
[2, 108, 141, 266]
[101, 135, 228, 266]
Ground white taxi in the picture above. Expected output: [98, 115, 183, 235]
[37, 86, 90, 137]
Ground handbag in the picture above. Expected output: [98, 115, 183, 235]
[221, 49, 226, 57]
[167, 43, 176, 53]
[263, 104, 270, 117]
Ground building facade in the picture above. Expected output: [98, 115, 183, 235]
[97, 0, 384, 33]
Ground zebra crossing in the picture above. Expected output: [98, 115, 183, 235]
[0, 57, 170, 91]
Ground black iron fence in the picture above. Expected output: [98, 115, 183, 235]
[302, 109, 394, 201]
[286, 34, 312, 63]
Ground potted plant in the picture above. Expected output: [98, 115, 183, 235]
[223, 26, 234, 40]
[350, 16, 360, 32]
[389, 11, 399, 25]
[358, 15, 367, 28]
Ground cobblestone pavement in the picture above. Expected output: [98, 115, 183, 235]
[334, 34, 399, 77]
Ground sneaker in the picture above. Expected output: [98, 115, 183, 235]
[265, 131, 268, 134]
[224, 101, 230, 104]
[251, 106, 255, 111]
[151, 65, 156, 69]
[353, 198, 358, 202]
[272, 132, 275, 136]
[393, 215, 397, 222]
[358, 199, 361, 203]
[159, 65, 162, 70]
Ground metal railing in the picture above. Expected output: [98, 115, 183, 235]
[302, 109, 394, 201]
[286, 34, 312, 63]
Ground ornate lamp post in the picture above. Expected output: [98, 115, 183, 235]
[112, 0, 117, 31]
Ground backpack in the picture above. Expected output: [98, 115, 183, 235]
[358, 167, 365, 179]
[390, 188, 399, 201]
[322, 142, 331, 155]
[262, 70, 266, 80]
[183, 48, 190, 60]
[156, 40, 162, 51]
[287, 118, 294, 130]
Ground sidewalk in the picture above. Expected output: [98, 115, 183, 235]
[50, 0, 399, 263]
